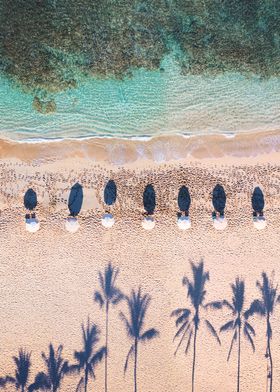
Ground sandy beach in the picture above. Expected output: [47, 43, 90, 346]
[1, 131, 280, 391]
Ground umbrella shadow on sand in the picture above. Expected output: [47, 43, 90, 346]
[24, 188, 37, 213]
[68, 183, 83, 217]
[212, 184, 226, 218]
[252, 186, 265, 216]
[177, 186, 191, 218]
[143, 184, 156, 215]
[104, 180, 117, 207]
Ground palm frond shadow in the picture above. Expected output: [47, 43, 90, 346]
[71, 318, 106, 392]
[171, 259, 220, 392]
[93, 262, 123, 392]
[245, 272, 280, 392]
[28, 344, 69, 392]
[120, 287, 159, 392]
[209, 278, 255, 392]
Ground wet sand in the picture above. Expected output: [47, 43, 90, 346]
[0, 132, 280, 391]
[0, 129, 280, 164]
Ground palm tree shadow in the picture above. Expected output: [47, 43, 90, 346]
[171, 260, 220, 392]
[252, 187, 264, 216]
[14, 348, 32, 391]
[143, 184, 156, 215]
[212, 184, 226, 217]
[68, 183, 83, 217]
[71, 319, 106, 392]
[24, 189, 37, 211]
[94, 262, 123, 392]
[209, 278, 256, 392]
[178, 186, 191, 217]
[120, 288, 159, 392]
[245, 272, 279, 392]
[28, 344, 69, 392]
[104, 180, 117, 206]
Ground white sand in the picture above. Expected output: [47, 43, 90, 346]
[0, 133, 280, 391]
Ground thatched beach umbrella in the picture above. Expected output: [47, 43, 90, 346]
[253, 217, 267, 230]
[25, 217, 40, 233]
[177, 216, 191, 230]
[65, 216, 80, 233]
[142, 216, 155, 230]
[213, 216, 228, 230]
[101, 213, 115, 228]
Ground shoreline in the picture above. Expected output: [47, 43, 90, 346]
[0, 141, 279, 216]
[0, 126, 276, 143]
[0, 129, 280, 164]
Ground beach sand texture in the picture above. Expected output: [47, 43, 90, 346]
[0, 133, 280, 391]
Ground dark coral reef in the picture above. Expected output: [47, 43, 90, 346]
[0, 0, 279, 98]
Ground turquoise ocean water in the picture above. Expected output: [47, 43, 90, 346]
[1, 55, 280, 141]
[1, 1, 279, 141]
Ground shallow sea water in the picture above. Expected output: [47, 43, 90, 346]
[0, 55, 280, 141]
